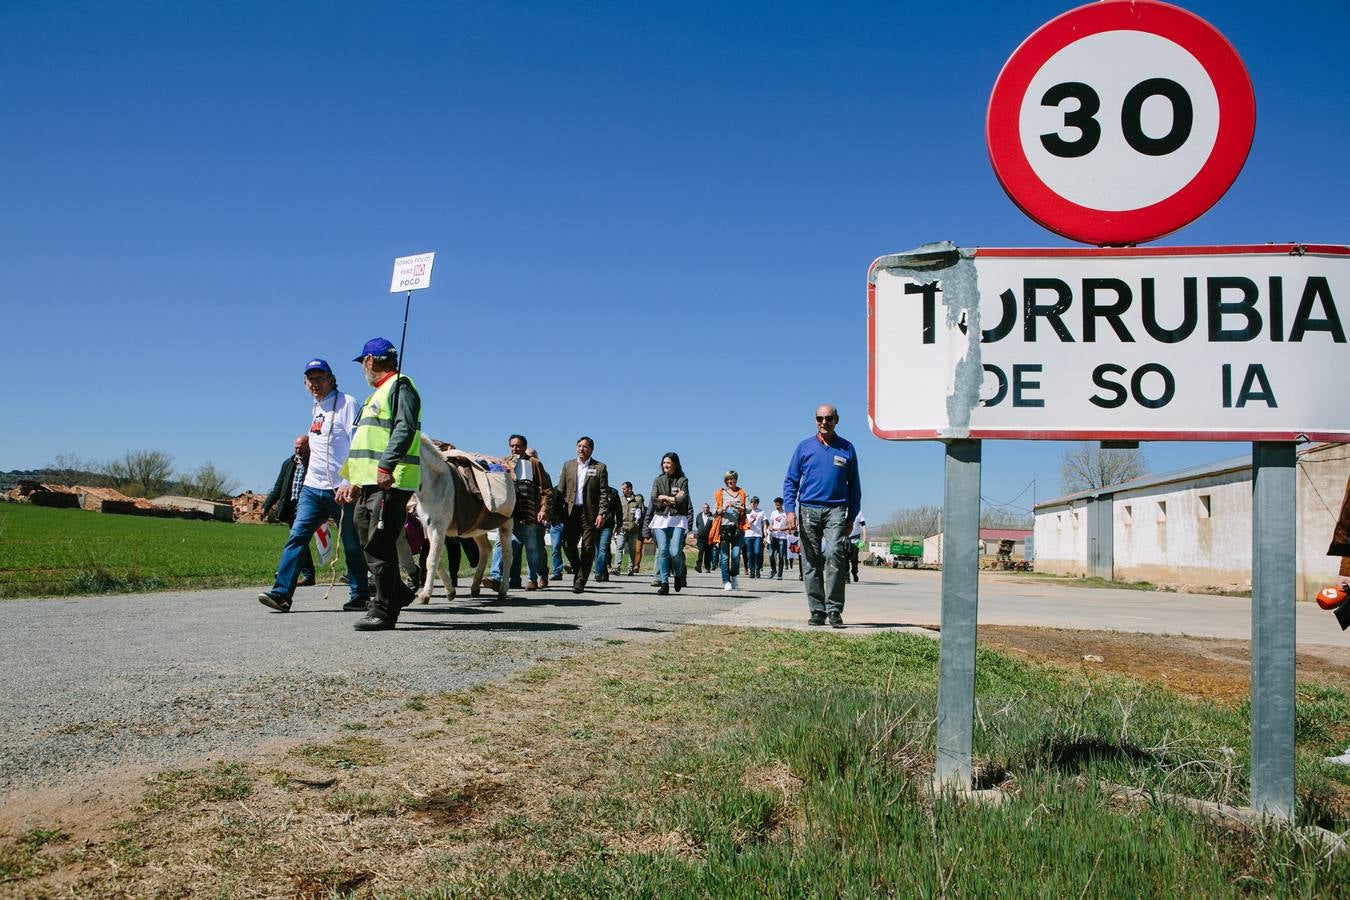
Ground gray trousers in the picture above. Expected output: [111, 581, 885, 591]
[798, 504, 849, 614]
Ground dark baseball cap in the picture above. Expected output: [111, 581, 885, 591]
[303, 358, 332, 374]
[353, 337, 396, 361]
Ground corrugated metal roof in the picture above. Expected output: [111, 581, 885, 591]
[1032, 442, 1342, 511]
[1034, 454, 1251, 510]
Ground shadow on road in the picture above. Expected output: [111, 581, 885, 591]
[479, 596, 622, 608]
[398, 621, 582, 632]
[846, 622, 938, 631]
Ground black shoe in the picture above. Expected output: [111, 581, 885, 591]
[572, 575, 586, 594]
[809, 612, 827, 626]
[354, 615, 396, 631]
[656, 584, 670, 595]
[342, 598, 369, 612]
[258, 592, 291, 613]
[828, 612, 844, 628]
[674, 574, 685, 592]
[296, 575, 316, 587]
[695, 566, 703, 573]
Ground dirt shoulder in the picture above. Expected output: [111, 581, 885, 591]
[978, 625, 1350, 703]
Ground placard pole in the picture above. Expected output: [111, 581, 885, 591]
[1250, 441, 1296, 820]
[935, 438, 982, 790]
[395, 290, 412, 379]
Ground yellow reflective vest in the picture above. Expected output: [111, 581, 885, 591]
[340, 374, 422, 490]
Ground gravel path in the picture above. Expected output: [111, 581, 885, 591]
[0, 572, 750, 793]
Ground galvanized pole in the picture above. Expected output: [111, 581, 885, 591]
[935, 439, 982, 789]
[1250, 441, 1296, 820]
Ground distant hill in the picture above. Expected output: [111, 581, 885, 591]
[0, 469, 109, 492]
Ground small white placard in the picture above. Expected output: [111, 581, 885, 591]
[390, 252, 436, 293]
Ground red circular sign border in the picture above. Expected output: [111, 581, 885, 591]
[987, 0, 1256, 246]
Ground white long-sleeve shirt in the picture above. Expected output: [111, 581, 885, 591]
[303, 390, 360, 491]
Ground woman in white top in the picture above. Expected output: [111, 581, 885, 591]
[645, 452, 691, 595]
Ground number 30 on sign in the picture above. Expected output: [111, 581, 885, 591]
[987, 0, 1255, 246]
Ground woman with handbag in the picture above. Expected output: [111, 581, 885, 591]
[711, 470, 748, 592]
[645, 452, 691, 596]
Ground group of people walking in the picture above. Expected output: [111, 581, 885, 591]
[260, 338, 863, 631]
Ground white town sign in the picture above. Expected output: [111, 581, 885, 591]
[868, 243, 1349, 441]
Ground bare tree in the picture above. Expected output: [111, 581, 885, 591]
[103, 450, 175, 497]
[46, 453, 103, 486]
[179, 462, 239, 500]
[877, 505, 944, 537]
[980, 508, 1033, 530]
[1059, 442, 1147, 494]
[879, 503, 1032, 537]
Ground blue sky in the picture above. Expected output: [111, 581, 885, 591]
[2, 1, 1346, 522]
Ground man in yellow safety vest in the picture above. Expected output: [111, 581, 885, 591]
[335, 337, 422, 631]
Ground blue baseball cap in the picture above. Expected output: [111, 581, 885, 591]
[303, 358, 332, 374]
[353, 337, 396, 361]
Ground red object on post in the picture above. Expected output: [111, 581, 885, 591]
[1317, 585, 1348, 611]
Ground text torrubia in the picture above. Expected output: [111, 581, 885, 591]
[904, 274, 1344, 412]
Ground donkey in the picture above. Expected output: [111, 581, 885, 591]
[413, 435, 515, 603]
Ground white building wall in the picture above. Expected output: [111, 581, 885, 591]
[1111, 469, 1252, 591]
[1298, 443, 1350, 602]
[922, 533, 942, 566]
[1032, 445, 1349, 598]
[1032, 500, 1089, 576]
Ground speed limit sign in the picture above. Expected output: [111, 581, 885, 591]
[987, 0, 1255, 245]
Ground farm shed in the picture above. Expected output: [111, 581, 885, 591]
[1032, 443, 1349, 601]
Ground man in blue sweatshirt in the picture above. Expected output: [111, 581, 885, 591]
[782, 404, 861, 628]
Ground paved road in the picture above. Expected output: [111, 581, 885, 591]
[702, 568, 1350, 648]
[2, 568, 1345, 793]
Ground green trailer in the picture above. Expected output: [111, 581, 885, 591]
[888, 536, 923, 568]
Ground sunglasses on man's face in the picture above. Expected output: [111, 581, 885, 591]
[816, 415, 835, 422]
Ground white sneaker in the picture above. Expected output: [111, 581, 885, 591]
[731, 577, 740, 590]
[1326, 749, 1350, 766]
[723, 582, 733, 592]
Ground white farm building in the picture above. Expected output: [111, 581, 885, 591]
[1032, 443, 1348, 601]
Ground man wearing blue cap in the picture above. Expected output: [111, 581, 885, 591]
[336, 338, 423, 631]
[259, 359, 370, 613]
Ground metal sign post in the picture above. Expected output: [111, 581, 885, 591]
[935, 440, 982, 788]
[1250, 441, 1296, 818]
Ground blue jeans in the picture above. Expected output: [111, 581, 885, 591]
[491, 523, 546, 584]
[593, 526, 614, 576]
[744, 536, 763, 577]
[271, 486, 369, 602]
[550, 523, 565, 577]
[720, 531, 745, 582]
[652, 526, 687, 585]
[769, 536, 788, 577]
[799, 505, 849, 614]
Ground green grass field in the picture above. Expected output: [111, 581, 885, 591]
[0, 503, 679, 598]
[0, 504, 323, 597]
